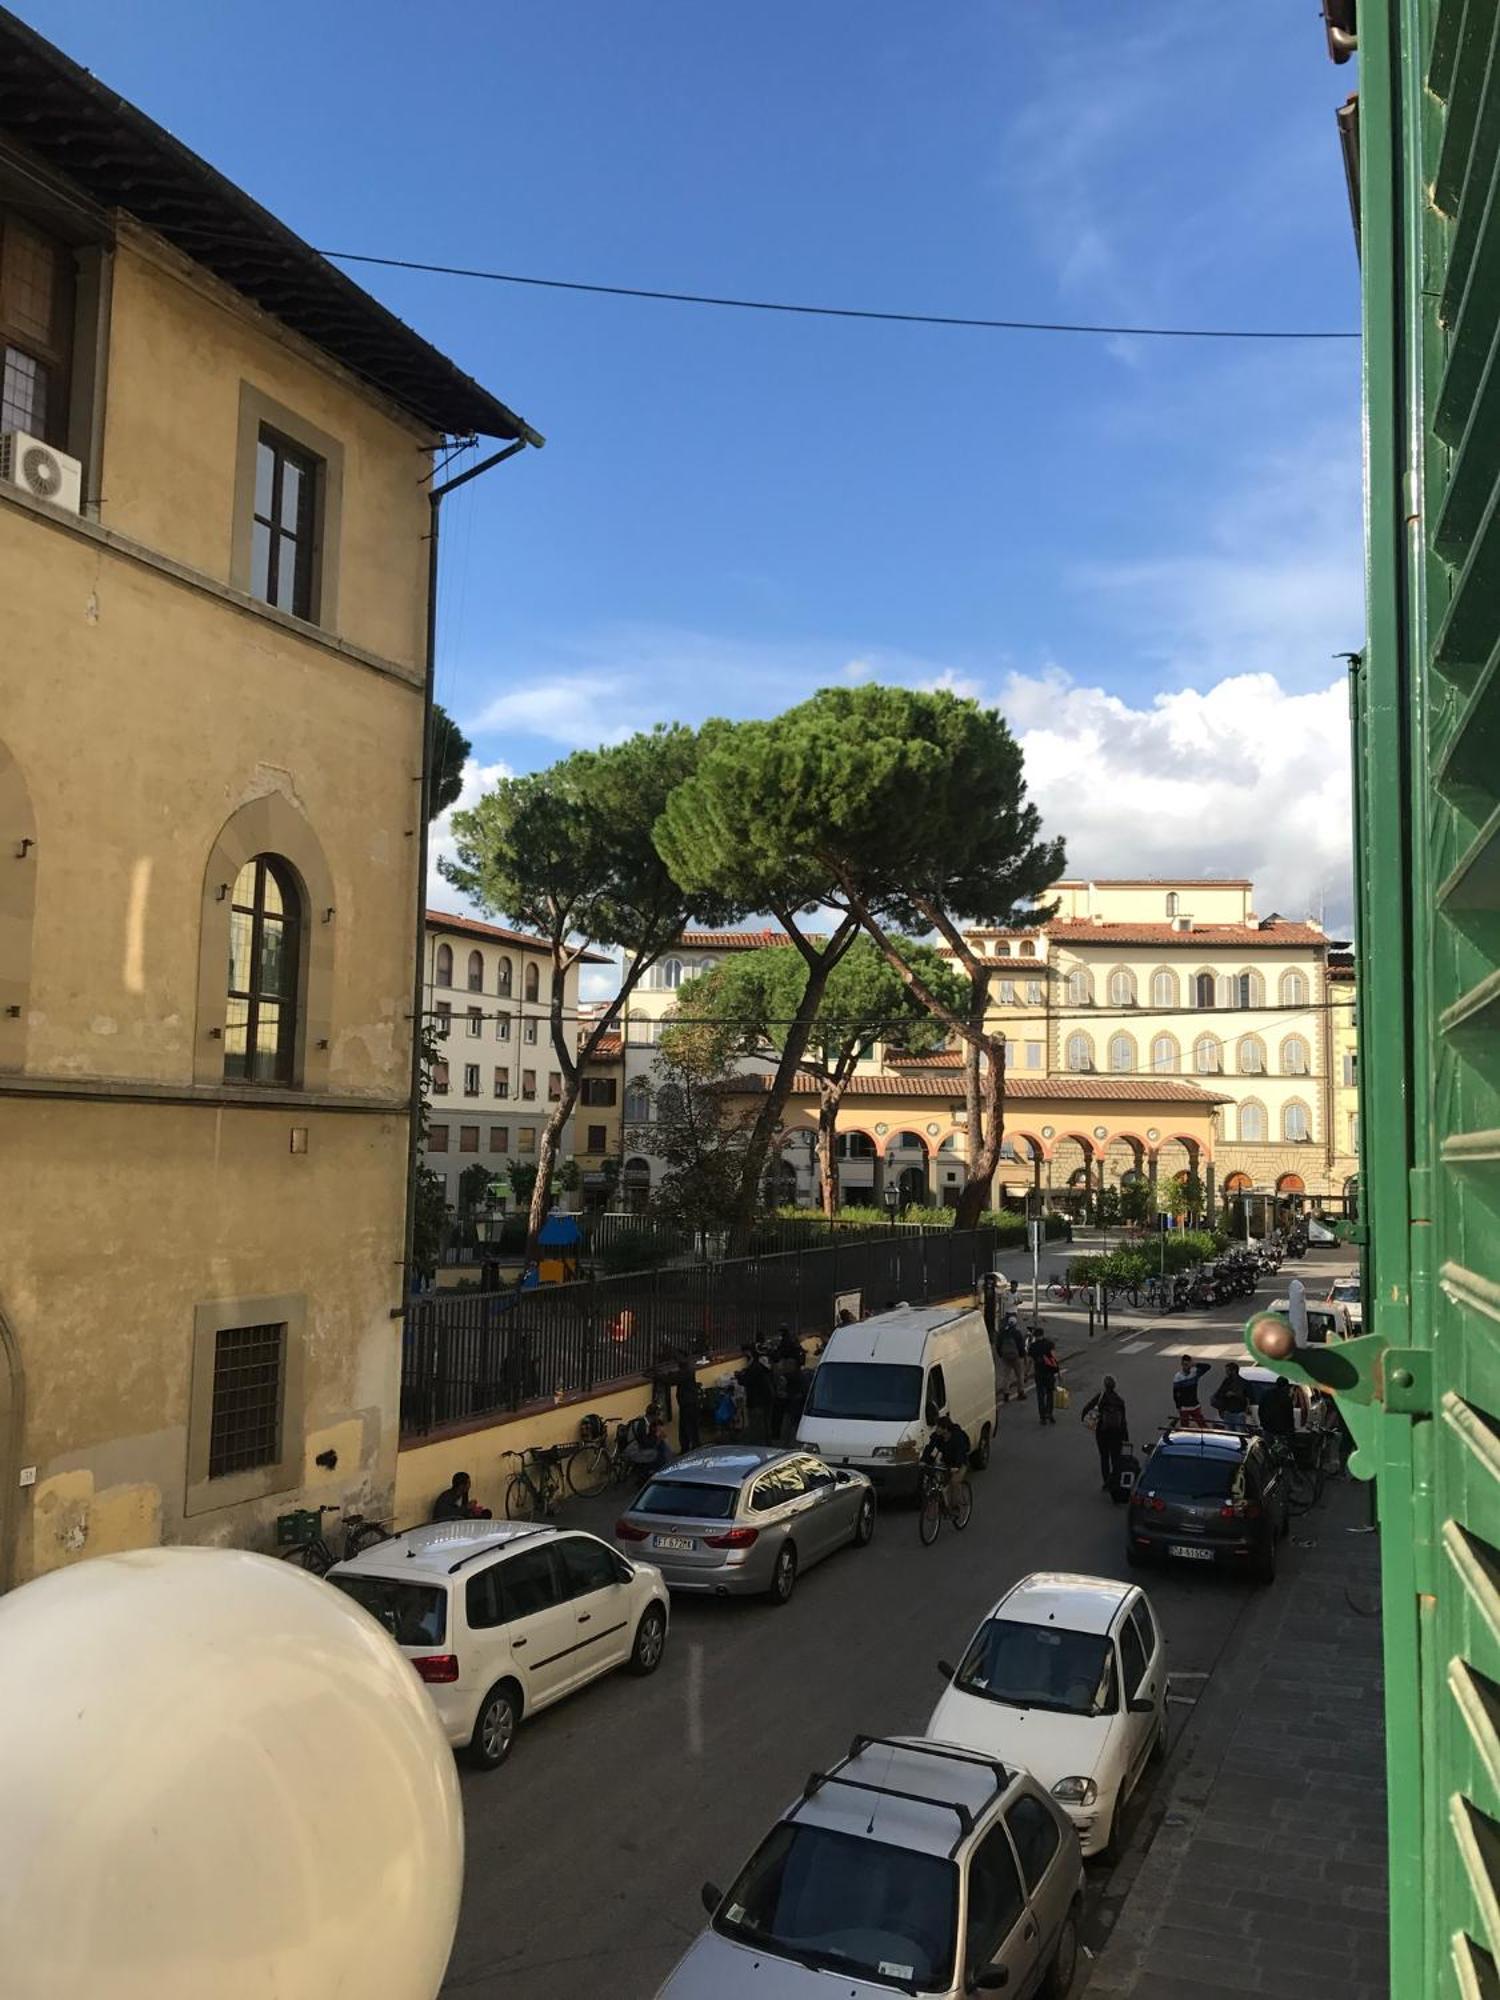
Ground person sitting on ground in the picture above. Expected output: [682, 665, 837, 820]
[1211, 1361, 1250, 1431]
[623, 1409, 672, 1478]
[1171, 1355, 1214, 1428]
[431, 1470, 491, 1522]
[920, 1412, 972, 1515]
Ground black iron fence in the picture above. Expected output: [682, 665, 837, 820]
[400, 1226, 997, 1438]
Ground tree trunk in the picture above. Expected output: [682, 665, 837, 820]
[817, 1084, 840, 1222]
[954, 1038, 1006, 1230]
[728, 915, 860, 1244]
[527, 1110, 564, 1261]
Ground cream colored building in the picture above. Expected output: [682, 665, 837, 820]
[0, 21, 536, 1588]
[422, 912, 606, 1206]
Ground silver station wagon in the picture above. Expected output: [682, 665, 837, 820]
[614, 1445, 876, 1604]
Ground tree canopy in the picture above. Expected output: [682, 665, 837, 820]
[429, 702, 470, 821]
[442, 725, 739, 1254]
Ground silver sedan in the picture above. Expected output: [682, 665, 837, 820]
[613, 1445, 876, 1605]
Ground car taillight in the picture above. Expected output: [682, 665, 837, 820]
[1147, 1496, 1167, 1513]
[615, 1520, 649, 1542]
[1219, 1502, 1262, 1520]
[703, 1526, 759, 1549]
[413, 1655, 459, 1684]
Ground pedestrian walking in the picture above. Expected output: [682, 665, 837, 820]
[1171, 1355, 1213, 1428]
[1211, 1361, 1250, 1431]
[737, 1346, 775, 1444]
[777, 1350, 809, 1442]
[998, 1311, 1028, 1403]
[1080, 1376, 1129, 1493]
[1029, 1331, 1061, 1425]
[650, 1340, 678, 1423]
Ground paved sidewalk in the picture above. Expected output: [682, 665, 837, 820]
[1084, 1474, 1388, 1999]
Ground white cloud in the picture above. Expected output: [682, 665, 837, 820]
[426, 755, 512, 911]
[1001, 667, 1353, 932]
[919, 666, 985, 701]
[467, 675, 638, 749]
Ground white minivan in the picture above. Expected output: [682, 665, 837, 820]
[796, 1303, 996, 1497]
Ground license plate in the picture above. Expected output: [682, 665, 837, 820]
[652, 1534, 696, 1553]
[1169, 1544, 1215, 1562]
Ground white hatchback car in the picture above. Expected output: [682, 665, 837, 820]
[926, 1573, 1167, 1858]
[327, 1520, 669, 1770]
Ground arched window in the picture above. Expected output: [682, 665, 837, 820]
[1107, 968, 1137, 1007]
[1150, 1034, 1179, 1073]
[1193, 1035, 1221, 1075]
[655, 1082, 684, 1123]
[994, 941, 1011, 957]
[523, 963, 539, 1002]
[1194, 972, 1216, 1009]
[1281, 1034, 1311, 1075]
[497, 956, 513, 997]
[1283, 1100, 1311, 1142]
[1108, 1032, 1136, 1073]
[467, 950, 484, 992]
[1237, 1036, 1265, 1074]
[435, 942, 453, 988]
[661, 958, 684, 990]
[1019, 940, 1036, 958]
[1231, 970, 1264, 1008]
[1065, 1032, 1094, 1072]
[1166, 892, 1180, 916]
[226, 855, 302, 1084]
[1239, 1100, 1268, 1143]
[1066, 968, 1093, 1006]
[623, 1080, 650, 1123]
[1150, 968, 1177, 1009]
[1280, 969, 1310, 1007]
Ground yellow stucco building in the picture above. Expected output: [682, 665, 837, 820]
[0, 20, 537, 1587]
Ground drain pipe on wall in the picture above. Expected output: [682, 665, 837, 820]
[398, 433, 539, 1317]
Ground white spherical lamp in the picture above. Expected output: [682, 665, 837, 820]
[0, 1546, 463, 2000]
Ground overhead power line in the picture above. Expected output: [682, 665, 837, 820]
[318, 248, 1360, 343]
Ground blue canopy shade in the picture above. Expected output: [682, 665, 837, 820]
[537, 1212, 582, 1248]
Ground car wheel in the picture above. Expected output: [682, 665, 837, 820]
[628, 1603, 667, 1677]
[970, 1424, 992, 1472]
[852, 1493, 876, 1548]
[467, 1680, 521, 1771]
[767, 1542, 798, 1606]
[1254, 1539, 1277, 1586]
[1095, 1802, 1119, 1867]
[1041, 1909, 1079, 1996]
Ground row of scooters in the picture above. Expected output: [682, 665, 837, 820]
[1147, 1234, 1293, 1312]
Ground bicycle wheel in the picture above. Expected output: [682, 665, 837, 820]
[281, 1540, 331, 1575]
[568, 1444, 610, 1498]
[346, 1523, 391, 1556]
[1285, 1461, 1319, 1514]
[919, 1491, 942, 1545]
[504, 1474, 537, 1521]
[951, 1481, 974, 1531]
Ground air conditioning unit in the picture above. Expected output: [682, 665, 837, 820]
[0, 430, 82, 514]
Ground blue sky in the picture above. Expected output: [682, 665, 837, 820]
[27, 1, 1363, 932]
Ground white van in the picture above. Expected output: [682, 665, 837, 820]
[796, 1303, 997, 1497]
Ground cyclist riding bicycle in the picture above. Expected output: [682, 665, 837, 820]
[921, 1413, 972, 1516]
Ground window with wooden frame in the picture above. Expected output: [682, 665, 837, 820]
[581, 1077, 618, 1106]
[250, 427, 320, 619]
[431, 1059, 450, 1094]
[0, 209, 74, 445]
[493, 1067, 509, 1098]
[467, 950, 484, 991]
[547, 1071, 562, 1101]
[463, 1064, 480, 1096]
[458, 1125, 480, 1153]
[207, 1322, 285, 1479]
[434, 1001, 451, 1039]
[587, 1123, 608, 1151]
[522, 1069, 537, 1098]
[517, 1126, 537, 1154]
[466, 1008, 482, 1038]
[428, 1125, 449, 1152]
[489, 1127, 509, 1153]
[224, 855, 301, 1085]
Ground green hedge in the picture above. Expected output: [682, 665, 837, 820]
[774, 1203, 1071, 1245]
[1068, 1228, 1227, 1286]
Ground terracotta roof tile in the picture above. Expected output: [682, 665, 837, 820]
[425, 910, 612, 964]
[1044, 919, 1327, 949]
[587, 1033, 623, 1059]
[674, 930, 809, 950]
[720, 1070, 1227, 1105]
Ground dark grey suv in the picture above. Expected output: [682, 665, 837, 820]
[1125, 1429, 1288, 1583]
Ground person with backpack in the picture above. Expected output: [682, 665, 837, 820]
[998, 1310, 1028, 1403]
[737, 1347, 775, 1444]
[1080, 1376, 1129, 1493]
[1029, 1330, 1061, 1425]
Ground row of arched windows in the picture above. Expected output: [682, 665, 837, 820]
[1064, 1029, 1313, 1076]
[654, 955, 717, 990]
[986, 938, 1039, 958]
[1065, 966, 1310, 1010]
[434, 941, 548, 1002]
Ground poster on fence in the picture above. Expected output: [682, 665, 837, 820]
[832, 1289, 863, 1328]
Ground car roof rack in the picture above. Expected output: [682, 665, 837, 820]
[439, 1526, 550, 1575]
[798, 1735, 1011, 1857]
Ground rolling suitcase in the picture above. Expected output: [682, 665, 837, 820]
[1112, 1446, 1141, 1505]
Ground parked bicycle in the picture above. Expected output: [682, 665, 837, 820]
[1044, 1276, 1076, 1305]
[918, 1462, 974, 1544]
[502, 1445, 566, 1520]
[1261, 1433, 1322, 1515]
[566, 1415, 641, 1497]
[277, 1503, 391, 1574]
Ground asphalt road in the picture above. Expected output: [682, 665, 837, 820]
[439, 1247, 1340, 2000]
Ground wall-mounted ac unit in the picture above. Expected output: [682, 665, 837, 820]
[0, 430, 82, 515]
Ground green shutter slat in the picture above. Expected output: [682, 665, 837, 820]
[1452, 1660, 1500, 1805]
[1452, 1794, 1500, 1959]
[1442, 967, 1500, 1066]
[1437, 802, 1500, 939]
[1433, 0, 1472, 104]
[1437, 635, 1500, 805]
[1436, 175, 1500, 440]
[1434, 481, 1500, 683]
[1453, 1930, 1500, 1999]
[1438, 16, 1500, 335]
[1437, 2, 1497, 215]
[1434, 322, 1500, 552]
[1448, 1523, 1500, 1677]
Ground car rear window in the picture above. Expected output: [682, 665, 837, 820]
[1144, 1451, 1243, 1499]
[329, 1574, 446, 1647]
[633, 1479, 738, 1520]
